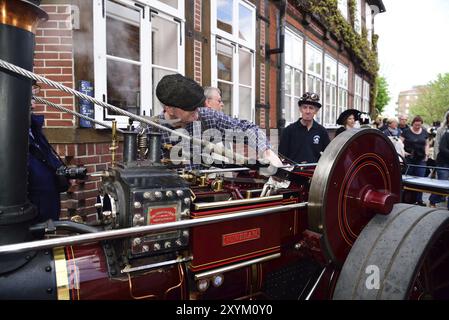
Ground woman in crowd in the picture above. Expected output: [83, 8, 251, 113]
[382, 117, 401, 138]
[335, 109, 361, 137]
[400, 115, 429, 206]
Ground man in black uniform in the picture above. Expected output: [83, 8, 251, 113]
[279, 92, 330, 164]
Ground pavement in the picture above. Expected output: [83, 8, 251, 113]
[422, 192, 449, 210]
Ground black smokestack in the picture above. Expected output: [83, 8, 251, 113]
[0, 0, 48, 246]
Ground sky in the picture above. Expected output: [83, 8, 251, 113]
[375, 0, 449, 116]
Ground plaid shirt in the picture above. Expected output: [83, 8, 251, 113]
[155, 107, 270, 168]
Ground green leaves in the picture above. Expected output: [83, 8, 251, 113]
[410, 73, 449, 124]
[375, 76, 390, 115]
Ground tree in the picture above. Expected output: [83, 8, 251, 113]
[375, 76, 390, 115]
[410, 73, 449, 125]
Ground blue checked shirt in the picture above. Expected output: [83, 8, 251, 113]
[155, 107, 270, 168]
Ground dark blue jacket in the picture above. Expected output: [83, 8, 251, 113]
[28, 114, 63, 222]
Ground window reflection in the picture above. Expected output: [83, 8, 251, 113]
[239, 49, 251, 86]
[217, 42, 233, 82]
[105, 1, 141, 115]
[159, 0, 178, 9]
[217, 0, 233, 34]
[107, 60, 141, 115]
[107, 15, 140, 61]
[239, 86, 251, 120]
[239, 4, 252, 42]
[152, 15, 178, 69]
[218, 82, 232, 116]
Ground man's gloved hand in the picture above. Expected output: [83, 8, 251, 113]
[259, 149, 284, 177]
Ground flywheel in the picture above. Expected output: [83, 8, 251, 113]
[333, 203, 449, 299]
[308, 128, 402, 265]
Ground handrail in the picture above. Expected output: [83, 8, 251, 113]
[0, 202, 307, 255]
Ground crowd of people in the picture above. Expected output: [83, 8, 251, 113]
[29, 73, 449, 223]
[336, 109, 448, 208]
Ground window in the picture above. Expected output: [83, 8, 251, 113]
[211, 0, 256, 121]
[338, 0, 348, 20]
[363, 80, 370, 113]
[365, 3, 373, 45]
[323, 55, 337, 127]
[354, 0, 362, 34]
[93, 0, 185, 128]
[284, 28, 303, 125]
[338, 63, 349, 119]
[305, 42, 323, 123]
[354, 75, 363, 110]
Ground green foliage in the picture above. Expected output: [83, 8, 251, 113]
[296, 0, 379, 77]
[348, 0, 356, 27]
[410, 73, 449, 124]
[375, 76, 390, 115]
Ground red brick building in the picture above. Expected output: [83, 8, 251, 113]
[33, 0, 385, 219]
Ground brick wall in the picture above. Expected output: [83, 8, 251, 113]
[55, 142, 123, 220]
[259, 0, 266, 129]
[34, 4, 75, 128]
[193, 0, 202, 85]
[193, 40, 202, 85]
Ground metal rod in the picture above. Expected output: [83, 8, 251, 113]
[406, 164, 449, 171]
[194, 167, 251, 174]
[194, 253, 281, 280]
[121, 256, 193, 274]
[305, 267, 327, 300]
[194, 195, 284, 210]
[0, 202, 307, 255]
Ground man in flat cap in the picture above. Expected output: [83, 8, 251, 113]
[155, 74, 282, 171]
[278, 92, 330, 164]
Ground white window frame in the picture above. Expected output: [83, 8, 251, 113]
[323, 54, 337, 127]
[284, 28, 303, 126]
[354, 74, 363, 110]
[93, 0, 185, 128]
[337, 63, 349, 118]
[338, 0, 348, 20]
[354, 0, 362, 34]
[305, 42, 323, 123]
[365, 2, 373, 45]
[136, 0, 185, 20]
[211, 0, 256, 51]
[363, 80, 370, 113]
[210, 0, 256, 121]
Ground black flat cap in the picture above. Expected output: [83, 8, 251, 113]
[156, 74, 205, 111]
[337, 109, 362, 125]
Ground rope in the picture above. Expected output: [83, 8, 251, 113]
[33, 96, 125, 133]
[0, 58, 247, 164]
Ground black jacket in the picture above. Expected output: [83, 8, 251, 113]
[279, 119, 330, 163]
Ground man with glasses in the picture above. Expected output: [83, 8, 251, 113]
[204, 86, 224, 112]
[398, 115, 409, 133]
[279, 92, 330, 164]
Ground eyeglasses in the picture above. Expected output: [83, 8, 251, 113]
[300, 92, 320, 102]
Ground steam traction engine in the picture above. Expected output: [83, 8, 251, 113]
[1, 0, 449, 300]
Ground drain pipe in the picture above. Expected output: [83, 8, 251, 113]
[267, 0, 286, 136]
